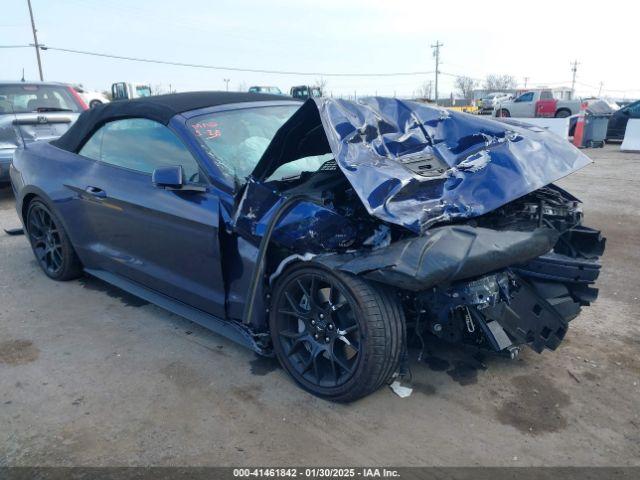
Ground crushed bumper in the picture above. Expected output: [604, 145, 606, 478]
[316, 225, 559, 291]
[318, 224, 604, 355]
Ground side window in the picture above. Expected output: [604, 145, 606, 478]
[78, 127, 104, 160]
[517, 92, 534, 102]
[78, 119, 202, 182]
[540, 91, 553, 100]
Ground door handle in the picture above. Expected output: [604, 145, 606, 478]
[85, 186, 107, 198]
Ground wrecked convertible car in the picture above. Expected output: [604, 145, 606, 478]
[10, 92, 605, 402]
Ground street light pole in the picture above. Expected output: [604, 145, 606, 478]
[431, 41, 443, 105]
[26, 0, 43, 81]
[223, 78, 230, 91]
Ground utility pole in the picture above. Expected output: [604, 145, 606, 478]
[431, 41, 443, 105]
[223, 78, 230, 91]
[26, 0, 43, 80]
[598, 81, 604, 97]
[570, 60, 580, 99]
[524, 76, 529, 89]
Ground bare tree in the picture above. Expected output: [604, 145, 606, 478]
[314, 77, 328, 96]
[454, 76, 476, 100]
[236, 81, 247, 92]
[150, 83, 168, 95]
[417, 80, 433, 100]
[483, 74, 517, 92]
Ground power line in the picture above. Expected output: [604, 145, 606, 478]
[37, 46, 435, 78]
[3, 43, 637, 96]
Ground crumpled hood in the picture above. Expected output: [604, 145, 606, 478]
[253, 97, 591, 234]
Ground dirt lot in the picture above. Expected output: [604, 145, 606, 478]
[1, 145, 639, 467]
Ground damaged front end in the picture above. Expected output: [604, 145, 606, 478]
[314, 185, 604, 356]
[234, 97, 605, 358]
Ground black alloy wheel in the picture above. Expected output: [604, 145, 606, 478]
[26, 200, 82, 281]
[270, 264, 404, 402]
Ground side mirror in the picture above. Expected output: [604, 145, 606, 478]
[152, 165, 184, 189]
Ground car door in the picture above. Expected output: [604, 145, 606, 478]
[535, 90, 557, 117]
[73, 118, 227, 318]
[511, 92, 535, 117]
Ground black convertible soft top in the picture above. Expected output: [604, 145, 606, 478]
[52, 91, 293, 152]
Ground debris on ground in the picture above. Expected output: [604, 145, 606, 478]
[389, 380, 413, 398]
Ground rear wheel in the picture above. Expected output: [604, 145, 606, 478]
[498, 109, 510, 117]
[555, 109, 571, 118]
[26, 200, 82, 281]
[89, 100, 102, 108]
[269, 264, 405, 402]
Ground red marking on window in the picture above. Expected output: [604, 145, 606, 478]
[191, 121, 221, 139]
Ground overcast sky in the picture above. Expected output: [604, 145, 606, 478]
[1, 0, 637, 99]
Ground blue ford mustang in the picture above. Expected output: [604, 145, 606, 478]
[10, 92, 605, 401]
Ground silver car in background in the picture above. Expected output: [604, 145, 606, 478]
[0, 81, 85, 184]
[479, 92, 512, 114]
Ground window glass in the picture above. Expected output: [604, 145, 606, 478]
[79, 118, 202, 181]
[0, 84, 82, 113]
[517, 92, 534, 102]
[291, 88, 309, 99]
[135, 85, 151, 97]
[540, 91, 553, 100]
[188, 105, 301, 182]
[79, 127, 103, 160]
[113, 83, 127, 99]
[627, 102, 640, 116]
[268, 154, 334, 181]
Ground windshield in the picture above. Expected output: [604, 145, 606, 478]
[136, 85, 152, 97]
[188, 104, 330, 183]
[0, 84, 81, 114]
[249, 86, 281, 94]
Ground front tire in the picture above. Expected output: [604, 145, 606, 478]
[89, 100, 102, 108]
[26, 200, 82, 281]
[498, 109, 510, 117]
[269, 264, 405, 402]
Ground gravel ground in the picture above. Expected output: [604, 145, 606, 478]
[0, 145, 638, 467]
